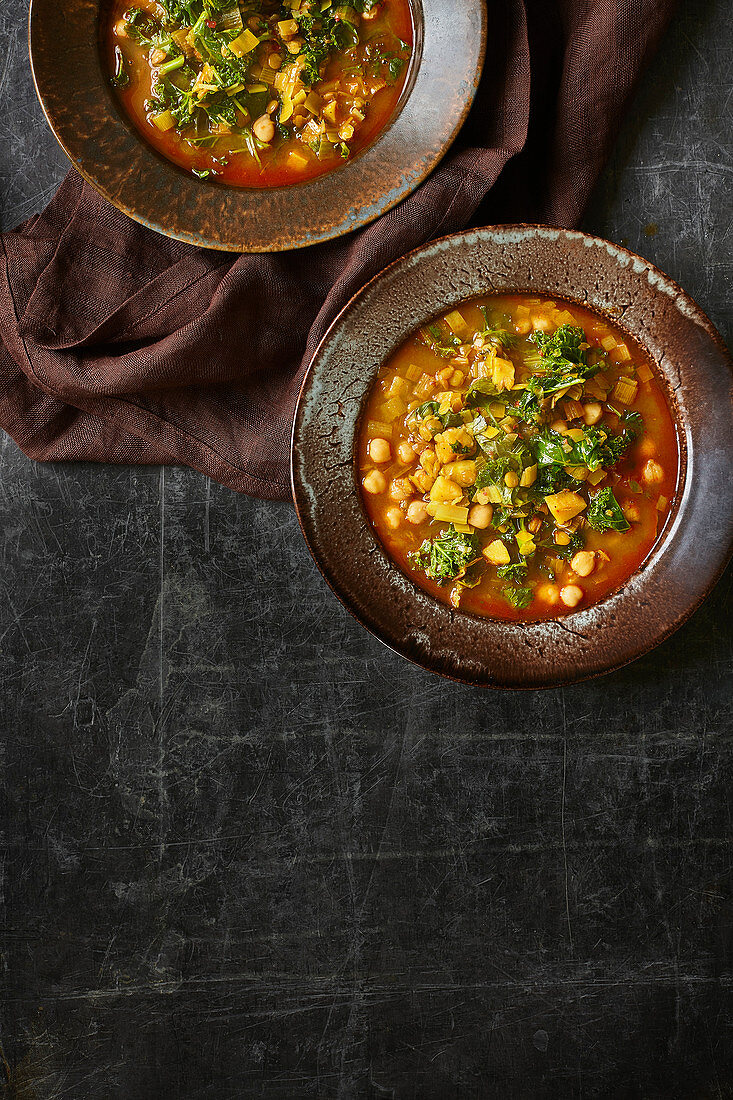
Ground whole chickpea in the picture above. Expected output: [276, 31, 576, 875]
[582, 402, 603, 426]
[368, 437, 391, 464]
[642, 459, 664, 485]
[570, 550, 596, 577]
[560, 585, 584, 608]
[406, 501, 428, 525]
[362, 469, 386, 495]
[468, 503, 493, 529]
[253, 114, 275, 143]
[537, 583, 559, 605]
[397, 442, 416, 464]
[622, 499, 641, 522]
[384, 507, 402, 530]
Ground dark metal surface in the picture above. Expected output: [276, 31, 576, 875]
[28, 0, 486, 251]
[1, 1, 731, 1097]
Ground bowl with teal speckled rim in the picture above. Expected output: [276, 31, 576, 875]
[291, 225, 733, 688]
[29, 0, 486, 252]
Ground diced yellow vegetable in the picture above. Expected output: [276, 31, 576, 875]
[426, 503, 469, 524]
[405, 363, 421, 382]
[322, 100, 339, 124]
[613, 342, 632, 362]
[565, 427, 585, 442]
[229, 28, 259, 56]
[516, 529, 536, 557]
[483, 539, 511, 565]
[600, 335, 617, 351]
[563, 399, 585, 421]
[430, 476, 463, 504]
[246, 83, 268, 93]
[277, 18, 300, 37]
[544, 490, 587, 524]
[492, 357, 515, 391]
[380, 397, 406, 421]
[564, 465, 589, 481]
[637, 363, 654, 382]
[612, 376, 638, 405]
[586, 468, 607, 486]
[387, 375, 409, 398]
[519, 464, 538, 488]
[656, 495, 668, 511]
[485, 485, 503, 504]
[556, 310, 576, 326]
[453, 523, 475, 535]
[304, 92, 322, 114]
[151, 109, 176, 132]
[444, 309, 469, 337]
[366, 419, 392, 438]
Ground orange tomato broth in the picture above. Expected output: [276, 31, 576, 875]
[107, 1, 412, 187]
[358, 295, 679, 621]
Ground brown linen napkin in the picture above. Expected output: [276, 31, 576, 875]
[0, 0, 675, 501]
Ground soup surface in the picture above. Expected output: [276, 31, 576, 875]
[108, 0, 412, 187]
[358, 295, 679, 620]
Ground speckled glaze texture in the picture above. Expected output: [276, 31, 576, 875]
[292, 226, 733, 688]
[28, 0, 486, 252]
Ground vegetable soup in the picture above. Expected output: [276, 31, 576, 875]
[358, 295, 679, 620]
[108, 0, 412, 186]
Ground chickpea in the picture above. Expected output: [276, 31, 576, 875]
[115, 18, 128, 36]
[253, 114, 275, 143]
[384, 507, 402, 530]
[406, 501, 428, 525]
[362, 469, 386, 495]
[504, 471, 519, 488]
[368, 437, 391, 464]
[468, 504, 493, 529]
[622, 499, 641, 522]
[150, 47, 167, 65]
[560, 585, 584, 608]
[528, 515, 543, 534]
[266, 99, 279, 115]
[286, 37, 304, 53]
[637, 437, 657, 458]
[268, 53, 283, 70]
[397, 442, 416, 465]
[571, 550, 596, 577]
[389, 477, 413, 501]
[642, 459, 664, 485]
[537, 583, 559, 605]
[554, 530, 571, 546]
[582, 402, 603, 426]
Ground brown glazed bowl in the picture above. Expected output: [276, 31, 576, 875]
[291, 226, 733, 689]
[28, 0, 486, 252]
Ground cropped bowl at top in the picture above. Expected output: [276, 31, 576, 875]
[291, 226, 733, 689]
[28, 0, 486, 252]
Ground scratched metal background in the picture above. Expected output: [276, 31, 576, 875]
[1, 1, 731, 1097]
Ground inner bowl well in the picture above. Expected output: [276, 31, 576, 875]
[291, 226, 733, 688]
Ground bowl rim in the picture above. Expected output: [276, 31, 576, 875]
[28, 0, 487, 252]
[291, 224, 733, 689]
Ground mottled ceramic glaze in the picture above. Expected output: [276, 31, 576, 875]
[29, 0, 486, 252]
[291, 226, 733, 688]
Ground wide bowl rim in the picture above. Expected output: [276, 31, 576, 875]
[291, 224, 733, 689]
[28, 0, 487, 252]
